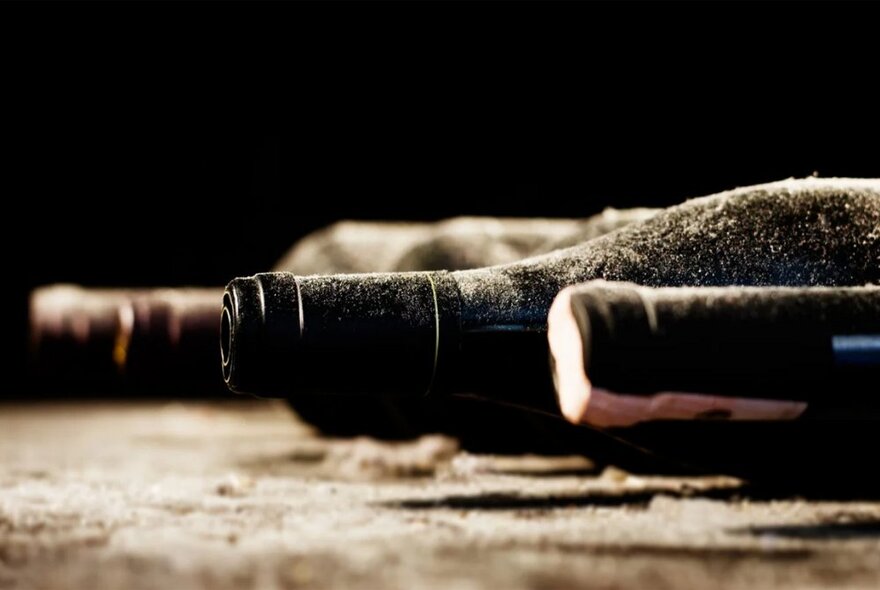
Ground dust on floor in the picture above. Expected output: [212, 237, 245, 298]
[0, 401, 877, 589]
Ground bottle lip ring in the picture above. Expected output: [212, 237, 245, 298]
[220, 292, 233, 383]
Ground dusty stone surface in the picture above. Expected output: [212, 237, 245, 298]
[0, 401, 878, 589]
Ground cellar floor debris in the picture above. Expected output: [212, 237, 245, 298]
[0, 401, 877, 589]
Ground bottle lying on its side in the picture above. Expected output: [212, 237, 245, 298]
[29, 286, 223, 394]
[551, 282, 880, 427]
[222, 177, 880, 484]
[547, 282, 879, 484]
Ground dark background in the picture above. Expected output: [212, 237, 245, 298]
[17, 119, 877, 292]
[6, 4, 878, 386]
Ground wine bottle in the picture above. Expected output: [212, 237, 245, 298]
[223, 178, 880, 411]
[29, 286, 223, 394]
[548, 282, 880, 428]
[547, 281, 880, 486]
[223, 178, 879, 482]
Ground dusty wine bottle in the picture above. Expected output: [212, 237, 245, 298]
[549, 282, 880, 427]
[556, 285, 880, 487]
[222, 178, 880, 412]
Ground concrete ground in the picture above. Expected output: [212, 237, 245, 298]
[0, 401, 877, 589]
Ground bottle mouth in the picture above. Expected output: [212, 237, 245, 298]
[221, 273, 306, 395]
[220, 292, 233, 383]
[220, 271, 447, 397]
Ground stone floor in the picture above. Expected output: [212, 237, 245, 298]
[0, 401, 878, 589]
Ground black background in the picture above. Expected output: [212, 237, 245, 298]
[6, 3, 878, 386]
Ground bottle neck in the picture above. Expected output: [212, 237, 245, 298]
[223, 271, 563, 416]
